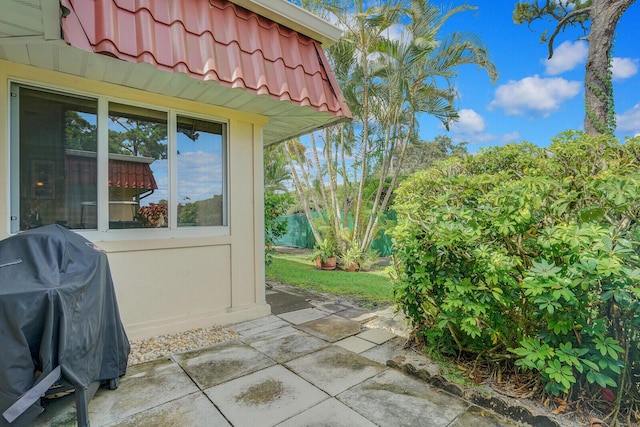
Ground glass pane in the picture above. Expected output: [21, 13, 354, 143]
[108, 103, 168, 229]
[18, 88, 98, 230]
[176, 117, 225, 227]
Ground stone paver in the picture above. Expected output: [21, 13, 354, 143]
[357, 328, 397, 345]
[285, 346, 387, 396]
[359, 336, 407, 365]
[233, 315, 289, 337]
[107, 392, 231, 427]
[297, 315, 361, 342]
[266, 290, 312, 315]
[89, 358, 200, 426]
[335, 307, 378, 322]
[173, 340, 275, 388]
[276, 398, 377, 427]
[242, 325, 328, 363]
[277, 307, 328, 325]
[337, 369, 469, 427]
[312, 302, 352, 314]
[205, 365, 328, 427]
[335, 336, 377, 353]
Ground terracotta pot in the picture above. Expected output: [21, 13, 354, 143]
[320, 256, 337, 270]
[343, 262, 357, 272]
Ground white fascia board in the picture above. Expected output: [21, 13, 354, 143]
[41, 0, 61, 40]
[230, 0, 342, 47]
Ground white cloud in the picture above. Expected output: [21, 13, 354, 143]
[176, 151, 223, 201]
[501, 132, 522, 144]
[617, 103, 640, 135]
[449, 109, 485, 133]
[543, 40, 587, 75]
[612, 57, 639, 80]
[489, 75, 581, 117]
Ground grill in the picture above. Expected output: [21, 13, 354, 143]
[0, 225, 129, 426]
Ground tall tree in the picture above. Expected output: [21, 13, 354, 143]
[285, 0, 497, 256]
[399, 135, 468, 176]
[514, 0, 637, 135]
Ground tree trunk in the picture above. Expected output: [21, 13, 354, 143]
[584, 0, 635, 134]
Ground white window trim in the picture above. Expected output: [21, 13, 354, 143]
[9, 80, 230, 241]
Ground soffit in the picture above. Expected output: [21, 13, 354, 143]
[0, 0, 43, 38]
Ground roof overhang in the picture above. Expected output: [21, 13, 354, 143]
[0, 0, 351, 146]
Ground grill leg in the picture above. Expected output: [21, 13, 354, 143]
[75, 381, 100, 427]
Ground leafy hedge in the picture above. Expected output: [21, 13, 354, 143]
[391, 132, 640, 417]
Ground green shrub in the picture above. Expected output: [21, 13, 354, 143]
[391, 131, 640, 415]
[264, 192, 293, 266]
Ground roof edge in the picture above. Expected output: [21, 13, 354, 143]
[230, 0, 342, 47]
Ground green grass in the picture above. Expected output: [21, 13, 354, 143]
[266, 253, 394, 307]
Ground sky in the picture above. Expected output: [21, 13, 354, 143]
[410, 1, 640, 152]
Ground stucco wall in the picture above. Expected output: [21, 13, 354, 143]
[0, 60, 270, 340]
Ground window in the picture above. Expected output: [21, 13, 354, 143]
[10, 84, 227, 234]
[177, 116, 225, 227]
[108, 103, 168, 229]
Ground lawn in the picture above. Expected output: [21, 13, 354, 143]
[265, 252, 394, 307]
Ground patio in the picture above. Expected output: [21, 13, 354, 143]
[33, 285, 520, 427]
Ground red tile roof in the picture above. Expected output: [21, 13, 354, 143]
[66, 153, 158, 191]
[61, 0, 351, 118]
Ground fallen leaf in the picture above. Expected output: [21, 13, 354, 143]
[590, 417, 605, 427]
[601, 387, 615, 403]
[551, 404, 566, 415]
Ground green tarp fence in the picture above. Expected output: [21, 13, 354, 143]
[273, 212, 395, 257]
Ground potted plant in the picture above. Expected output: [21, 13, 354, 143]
[358, 248, 379, 272]
[312, 237, 337, 270]
[338, 245, 360, 272]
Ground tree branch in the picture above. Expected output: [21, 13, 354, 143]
[547, 6, 591, 59]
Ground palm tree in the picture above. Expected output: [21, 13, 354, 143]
[286, 0, 497, 256]
[358, 0, 498, 250]
[264, 145, 291, 193]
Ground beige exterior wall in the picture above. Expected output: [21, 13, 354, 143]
[0, 60, 271, 340]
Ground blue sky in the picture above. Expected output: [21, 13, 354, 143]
[413, 1, 640, 152]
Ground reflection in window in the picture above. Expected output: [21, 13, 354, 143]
[17, 87, 98, 230]
[11, 84, 228, 234]
[177, 117, 226, 227]
[108, 104, 168, 229]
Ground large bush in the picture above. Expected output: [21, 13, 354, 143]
[391, 132, 640, 417]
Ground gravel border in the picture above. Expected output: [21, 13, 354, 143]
[127, 325, 238, 366]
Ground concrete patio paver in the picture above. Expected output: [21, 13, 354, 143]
[275, 398, 377, 427]
[107, 392, 231, 427]
[296, 315, 361, 342]
[88, 357, 200, 426]
[173, 340, 275, 388]
[276, 307, 328, 325]
[312, 301, 353, 314]
[359, 336, 410, 365]
[357, 328, 396, 345]
[335, 336, 377, 353]
[335, 307, 378, 323]
[265, 290, 312, 315]
[285, 346, 387, 396]
[205, 364, 328, 427]
[232, 315, 289, 337]
[239, 325, 328, 363]
[337, 368, 470, 427]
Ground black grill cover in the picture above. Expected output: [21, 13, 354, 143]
[0, 225, 129, 425]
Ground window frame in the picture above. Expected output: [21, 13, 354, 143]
[9, 80, 230, 240]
